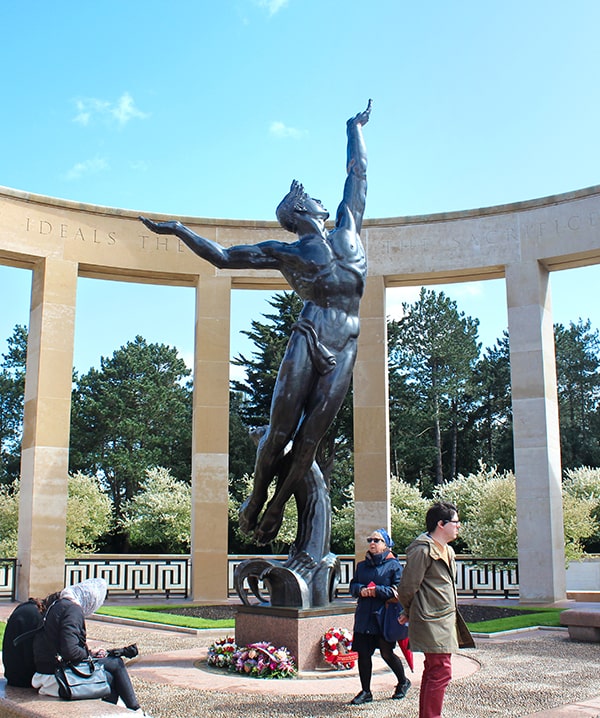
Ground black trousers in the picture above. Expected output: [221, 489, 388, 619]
[98, 656, 140, 710]
[352, 632, 406, 692]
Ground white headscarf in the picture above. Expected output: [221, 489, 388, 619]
[61, 578, 107, 617]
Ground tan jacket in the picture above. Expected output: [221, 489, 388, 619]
[397, 533, 474, 654]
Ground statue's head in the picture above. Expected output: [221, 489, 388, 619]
[276, 180, 329, 234]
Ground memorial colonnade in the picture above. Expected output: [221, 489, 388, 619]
[1, 184, 600, 603]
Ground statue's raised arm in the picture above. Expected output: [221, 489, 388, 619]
[338, 99, 372, 235]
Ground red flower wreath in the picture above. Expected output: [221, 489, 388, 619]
[321, 627, 358, 670]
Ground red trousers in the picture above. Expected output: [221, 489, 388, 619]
[419, 652, 452, 718]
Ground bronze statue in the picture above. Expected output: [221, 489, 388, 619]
[140, 101, 371, 607]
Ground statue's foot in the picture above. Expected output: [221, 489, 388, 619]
[254, 502, 284, 545]
[284, 550, 318, 578]
[239, 497, 263, 536]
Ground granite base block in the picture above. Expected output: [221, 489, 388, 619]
[235, 604, 356, 672]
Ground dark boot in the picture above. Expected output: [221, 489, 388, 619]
[392, 677, 411, 699]
[350, 690, 373, 705]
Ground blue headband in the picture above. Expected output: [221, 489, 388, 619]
[376, 528, 394, 548]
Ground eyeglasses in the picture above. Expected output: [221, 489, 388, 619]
[366, 537, 384, 543]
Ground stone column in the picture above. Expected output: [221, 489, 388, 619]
[353, 275, 391, 558]
[190, 274, 231, 601]
[505, 261, 566, 603]
[17, 257, 78, 600]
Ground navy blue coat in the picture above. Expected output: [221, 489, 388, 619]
[350, 551, 403, 634]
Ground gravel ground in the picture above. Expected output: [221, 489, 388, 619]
[86, 612, 600, 718]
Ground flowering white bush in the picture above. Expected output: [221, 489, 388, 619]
[66, 472, 112, 555]
[563, 466, 600, 546]
[122, 467, 191, 552]
[390, 477, 429, 552]
[0, 483, 18, 556]
[0, 473, 111, 557]
[437, 463, 596, 563]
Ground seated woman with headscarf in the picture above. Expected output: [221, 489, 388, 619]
[32, 577, 148, 714]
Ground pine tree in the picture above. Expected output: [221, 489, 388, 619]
[389, 288, 480, 487]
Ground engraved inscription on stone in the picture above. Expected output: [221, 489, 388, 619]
[524, 211, 600, 242]
[25, 218, 116, 245]
[139, 233, 186, 252]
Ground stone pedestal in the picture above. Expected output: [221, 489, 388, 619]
[235, 603, 355, 672]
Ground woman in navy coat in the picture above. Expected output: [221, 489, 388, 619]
[349, 528, 410, 705]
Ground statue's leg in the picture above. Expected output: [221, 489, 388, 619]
[255, 348, 355, 544]
[239, 334, 313, 536]
[286, 460, 330, 566]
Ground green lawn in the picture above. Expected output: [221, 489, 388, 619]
[95, 605, 235, 630]
[466, 607, 564, 633]
[96, 604, 564, 634]
[1, 604, 564, 640]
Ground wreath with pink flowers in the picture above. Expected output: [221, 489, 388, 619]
[321, 627, 357, 670]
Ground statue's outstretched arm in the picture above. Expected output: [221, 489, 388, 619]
[337, 99, 371, 234]
[139, 216, 282, 270]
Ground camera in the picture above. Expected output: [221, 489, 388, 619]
[107, 643, 139, 659]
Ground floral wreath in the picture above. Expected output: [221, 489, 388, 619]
[207, 637, 297, 679]
[207, 636, 238, 669]
[321, 627, 357, 670]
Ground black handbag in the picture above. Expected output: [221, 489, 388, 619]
[378, 599, 409, 643]
[54, 655, 111, 701]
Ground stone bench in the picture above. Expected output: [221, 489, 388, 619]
[566, 590, 600, 602]
[560, 608, 600, 642]
[0, 679, 130, 718]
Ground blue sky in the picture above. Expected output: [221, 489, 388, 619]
[1, 1, 600, 375]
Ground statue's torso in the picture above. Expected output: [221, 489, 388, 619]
[280, 228, 366, 351]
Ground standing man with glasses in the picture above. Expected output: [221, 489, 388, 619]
[397, 502, 474, 718]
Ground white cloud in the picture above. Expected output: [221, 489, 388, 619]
[448, 281, 485, 298]
[129, 160, 150, 172]
[64, 157, 109, 181]
[73, 98, 110, 126]
[111, 92, 148, 126]
[386, 287, 421, 321]
[72, 92, 148, 127]
[256, 0, 288, 15]
[269, 121, 306, 139]
[180, 351, 194, 373]
[229, 362, 248, 383]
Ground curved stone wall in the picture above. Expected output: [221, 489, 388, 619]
[3, 184, 600, 280]
[2, 183, 600, 602]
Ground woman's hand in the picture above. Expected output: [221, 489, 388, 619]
[360, 586, 376, 598]
[91, 648, 108, 658]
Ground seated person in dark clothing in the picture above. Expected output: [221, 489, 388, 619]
[32, 578, 148, 714]
[2, 592, 60, 687]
